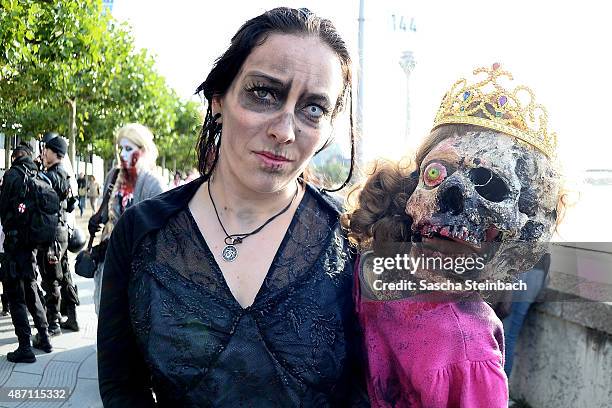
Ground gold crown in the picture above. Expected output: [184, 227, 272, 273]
[432, 63, 557, 158]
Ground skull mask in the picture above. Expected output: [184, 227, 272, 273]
[406, 127, 561, 280]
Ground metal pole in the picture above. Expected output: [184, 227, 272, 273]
[399, 51, 416, 144]
[356, 0, 365, 167]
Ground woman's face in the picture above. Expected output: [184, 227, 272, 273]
[119, 138, 142, 169]
[213, 33, 344, 193]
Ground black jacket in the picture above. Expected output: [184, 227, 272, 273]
[0, 155, 39, 279]
[0, 155, 39, 236]
[43, 162, 70, 204]
[43, 162, 70, 237]
[97, 177, 369, 407]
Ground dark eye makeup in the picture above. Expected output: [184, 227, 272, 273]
[244, 81, 278, 104]
[302, 102, 329, 122]
[241, 75, 332, 125]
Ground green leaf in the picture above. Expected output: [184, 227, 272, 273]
[0, 0, 202, 169]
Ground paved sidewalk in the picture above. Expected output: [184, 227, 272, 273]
[0, 208, 103, 407]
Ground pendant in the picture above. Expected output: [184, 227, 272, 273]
[222, 244, 238, 262]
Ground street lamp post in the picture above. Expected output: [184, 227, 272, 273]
[356, 0, 365, 168]
[399, 50, 416, 144]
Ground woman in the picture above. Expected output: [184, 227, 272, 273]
[87, 175, 100, 212]
[97, 7, 366, 407]
[343, 64, 564, 407]
[77, 173, 87, 216]
[168, 171, 184, 189]
[89, 123, 165, 315]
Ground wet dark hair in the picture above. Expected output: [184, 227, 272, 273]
[195, 7, 355, 191]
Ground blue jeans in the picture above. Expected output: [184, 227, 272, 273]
[78, 196, 86, 216]
[502, 267, 546, 376]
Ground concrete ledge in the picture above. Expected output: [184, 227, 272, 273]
[511, 297, 612, 407]
[535, 288, 612, 334]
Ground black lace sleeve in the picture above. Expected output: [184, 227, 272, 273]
[97, 208, 156, 407]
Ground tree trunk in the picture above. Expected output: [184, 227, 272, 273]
[4, 134, 11, 170]
[173, 158, 177, 174]
[66, 98, 77, 166]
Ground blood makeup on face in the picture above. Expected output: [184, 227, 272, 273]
[119, 138, 141, 169]
[128, 150, 142, 168]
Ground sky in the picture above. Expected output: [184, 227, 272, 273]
[110, 0, 612, 174]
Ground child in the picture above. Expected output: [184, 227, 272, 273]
[343, 63, 564, 407]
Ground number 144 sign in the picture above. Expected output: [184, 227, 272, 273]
[390, 14, 416, 33]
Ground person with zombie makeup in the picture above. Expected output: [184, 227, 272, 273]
[343, 64, 565, 407]
[89, 123, 165, 316]
[96, 8, 368, 407]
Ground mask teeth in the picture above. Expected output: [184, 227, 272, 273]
[461, 227, 469, 240]
[451, 226, 460, 239]
[468, 231, 475, 243]
[449, 226, 470, 242]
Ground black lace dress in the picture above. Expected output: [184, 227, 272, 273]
[97, 182, 368, 407]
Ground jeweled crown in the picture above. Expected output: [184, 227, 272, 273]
[432, 63, 557, 158]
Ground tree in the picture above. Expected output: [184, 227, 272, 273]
[156, 100, 203, 172]
[1, 0, 201, 170]
[1, 0, 111, 161]
[314, 160, 350, 189]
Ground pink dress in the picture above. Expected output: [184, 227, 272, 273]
[355, 273, 508, 407]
